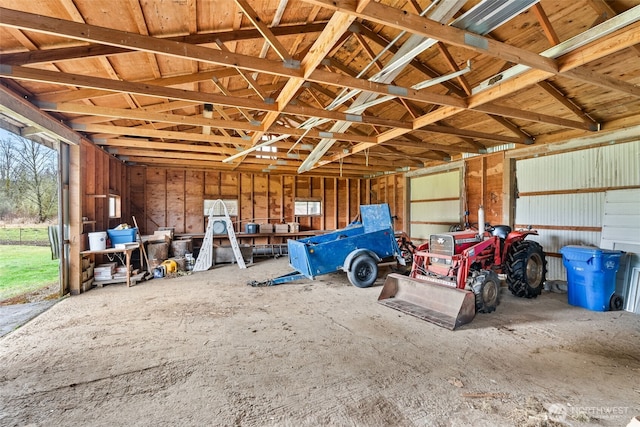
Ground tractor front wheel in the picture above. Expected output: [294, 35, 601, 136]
[348, 255, 378, 288]
[507, 240, 547, 298]
[472, 270, 501, 313]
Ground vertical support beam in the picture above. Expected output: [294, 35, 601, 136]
[333, 177, 338, 230]
[460, 163, 467, 226]
[58, 142, 69, 296]
[292, 176, 297, 226]
[481, 157, 486, 209]
[404, 175, 410, 234]
[346, 179, 350, 224]
[280, 175, 285, 223]
[69, 143, 82, 295]
[503, 157, 517, 226]
[320, 178, 325, 230]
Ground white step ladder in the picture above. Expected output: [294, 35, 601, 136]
[193, 199, 246, 271]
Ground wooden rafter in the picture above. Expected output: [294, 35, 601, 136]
[234, 0, 293, 62]
[321, 15, 640, 167]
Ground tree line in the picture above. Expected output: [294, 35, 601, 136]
[0, 133, 57, 223]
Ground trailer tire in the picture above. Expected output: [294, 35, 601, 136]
[472, 270, 501, 313]
[507, 240, 547, 298]
[348, 255, 378, 288]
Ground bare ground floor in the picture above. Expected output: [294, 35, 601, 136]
[1, 257, 639, 426]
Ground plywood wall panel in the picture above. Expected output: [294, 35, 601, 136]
[324, 178, 336, 230]
[297, 176, 310, 199]
[185, 170, 204, 234]
[240, 173, 253, 223]
[465, 154, 504, 226]
[268, 176, 283, 223]
[146, 168, 166, 232]
[335, 179, 351, 228]
[283, 175, 295, 224]
[166, 170, 185, 233]
[129, 166, 146, 233]
[123, 167, 390, 235]
[221, 173, 238, 197]
[204, 171, 220, 196]
[484, 154, 504, 224]
[253, 175, 268, 223]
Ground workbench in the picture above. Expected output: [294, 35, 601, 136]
[81, 243, 140, 287]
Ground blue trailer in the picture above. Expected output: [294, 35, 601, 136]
[249, 203, 405, 288]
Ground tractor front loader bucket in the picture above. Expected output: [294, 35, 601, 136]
[378, 273, 476, 330]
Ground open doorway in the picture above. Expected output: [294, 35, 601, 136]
[0, 128, 61, 305]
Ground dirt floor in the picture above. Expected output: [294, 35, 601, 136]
[1, 257, 639, 426]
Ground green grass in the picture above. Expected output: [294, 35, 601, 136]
[0, 245, 59, 301]
[0, 226, 50, 245]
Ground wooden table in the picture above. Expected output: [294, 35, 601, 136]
[81, 243, 140, 287]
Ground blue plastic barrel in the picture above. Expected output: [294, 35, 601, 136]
[560, 246, 622, 311]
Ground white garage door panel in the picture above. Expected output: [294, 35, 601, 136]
[601, 189, 640, 249]
[410, 200, 460, 223]
[410, 171, 460, 200]
[411, 224, 452, 241]
[409, 169, 462, 241]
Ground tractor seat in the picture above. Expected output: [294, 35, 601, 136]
[491, 225, 512, 240]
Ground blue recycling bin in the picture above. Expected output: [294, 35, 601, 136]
[560, 246, 622, 311]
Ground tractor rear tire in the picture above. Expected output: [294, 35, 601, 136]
[472, 270, 501, 313]
[348, 255, 378, 288]
[507, 240, 547, 298]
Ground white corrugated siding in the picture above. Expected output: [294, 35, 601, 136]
[517, 142, 640, 192]
[516, 140, 640, 280]
[409, 170, 461, 241]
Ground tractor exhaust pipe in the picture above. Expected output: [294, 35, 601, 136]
[478, 205, 485, 238]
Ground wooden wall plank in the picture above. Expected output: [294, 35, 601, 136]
[120, 167, 398, 236]
[166, 169, 185, 233]
[185, 170, 204, 234]
[465, 153, 504, 226]
[129, 166, 146, 233]
[204, 171, 220, 196]
[145, 167, 166, 232]
[220, 173, 238, 197]
[324, 178, 335, 230]
[240, 173, 253, 224]
[283, 175, 294, 223]
[269, 175, 282, 223]
[253, 175, 268, 223]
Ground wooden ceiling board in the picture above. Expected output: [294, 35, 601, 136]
[1, 0, 639, 176]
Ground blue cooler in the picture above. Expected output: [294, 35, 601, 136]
[560, 245, 622, 311]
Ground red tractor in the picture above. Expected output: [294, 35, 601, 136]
[379, 210, 547, 329]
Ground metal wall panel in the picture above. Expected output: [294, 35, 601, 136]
[515, 141, 640, 281]
[516, 193, 605, 227]
[516, 141, 640, 192]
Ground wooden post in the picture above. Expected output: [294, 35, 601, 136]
[69, 143, 82, 295]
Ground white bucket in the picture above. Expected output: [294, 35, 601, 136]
[88, 231, 107, 251]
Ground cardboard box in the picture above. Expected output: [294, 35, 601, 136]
[259, 223, 274, 234]
[274, 224, 289, 233]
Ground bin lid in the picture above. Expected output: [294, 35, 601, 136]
[560, 245, 622, 259]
